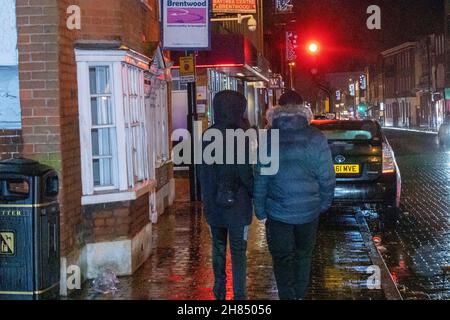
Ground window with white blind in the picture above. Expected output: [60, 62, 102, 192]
[76, 49, 164, 205]
[89, 66, 117, 189]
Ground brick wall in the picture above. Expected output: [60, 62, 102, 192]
[120, 0, 160, 54]
[16, 0, 61, 168]
[16, 0, 83, 257]
[57, 0, 83, 256]
[0, 130, 22, 160]
[74, 0, 160, 56]
[156, 162, 174, 191]
[83, 194, 150, 243]
[14, 0, 162, 259]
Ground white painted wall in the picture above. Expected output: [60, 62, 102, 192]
[171, 90, 189, 139]
[0, 0, 21, 129]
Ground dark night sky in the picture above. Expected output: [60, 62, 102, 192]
[290, 0, 445, 72]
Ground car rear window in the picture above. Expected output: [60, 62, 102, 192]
[312, 121, 381, 141]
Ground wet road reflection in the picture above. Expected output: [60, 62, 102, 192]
[365, 129, 450, 300]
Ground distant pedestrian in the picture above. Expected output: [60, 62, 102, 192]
[198, 90, 254, 300]
[254, 103, 336, 300]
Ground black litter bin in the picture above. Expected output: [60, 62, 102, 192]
[0, 158, 60, 300]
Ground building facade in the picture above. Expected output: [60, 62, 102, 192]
[366, 61, 385, 122]
[0, 0, 174, 295]
[381, 42, 419, 128]
[445, 0, 450, 104]
[415, 34, 447, 128]
[380, 36, 447, 129]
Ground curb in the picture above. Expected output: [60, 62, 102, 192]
[355, 212, 403, 300]
[383, 127, 438, 135]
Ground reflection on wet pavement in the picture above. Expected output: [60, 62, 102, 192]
[72, 185, 386, 300]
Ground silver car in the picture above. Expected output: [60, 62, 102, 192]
[438, 115, 450, 147]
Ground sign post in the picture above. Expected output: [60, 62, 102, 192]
[184, 52, 200, 202]
[161, 1, 211, 202]
[179, 55, 196, 84]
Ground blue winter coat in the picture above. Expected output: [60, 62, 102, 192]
[254, 106, 336, 225]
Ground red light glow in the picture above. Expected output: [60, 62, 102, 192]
[307, 41, 320, 55]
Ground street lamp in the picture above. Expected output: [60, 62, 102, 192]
[211, 14, 258, 32]
[288, 61, 296, 90]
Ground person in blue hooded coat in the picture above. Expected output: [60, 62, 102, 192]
[254, 103, 336, 300]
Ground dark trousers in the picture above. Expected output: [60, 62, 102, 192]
[266, 218, 319, 300]
[210, 225, 248, 300]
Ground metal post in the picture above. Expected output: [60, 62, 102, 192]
[290, 64, 294, 90]
[289, 63, 295, 90]
[186, 51, 200, 202]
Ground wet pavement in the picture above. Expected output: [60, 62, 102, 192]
[365, 129, 450, 300]
[71, 176, 388, 300]
[70, 129, 450, 301]
[69, 129, 450, 300]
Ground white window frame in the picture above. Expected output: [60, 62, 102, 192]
[87, 63, 119, 191]
[154, 80, 170, 167]
[76, 49, 156, 205]
[122, 63, 150, 187]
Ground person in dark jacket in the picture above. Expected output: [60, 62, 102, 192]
[254, 104, 336, 300]
[198, 90, 254, 300]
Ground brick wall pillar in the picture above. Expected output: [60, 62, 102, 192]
[16, 0, 61, 166]
[16, 0, 83, 261]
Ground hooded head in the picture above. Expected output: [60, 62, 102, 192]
[278, 90, 304, 106]
[267, 104, 313, 130]
[213, 90, 248, 128]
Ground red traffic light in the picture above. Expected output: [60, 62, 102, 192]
[306, 41, 320, 55]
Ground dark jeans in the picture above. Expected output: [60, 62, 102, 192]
[266, 218, 319, 300]
[210, 225, 248, 300]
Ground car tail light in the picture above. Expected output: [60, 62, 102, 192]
[382, 142, 395, 174]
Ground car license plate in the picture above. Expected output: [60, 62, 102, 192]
[334, 164, 360, 174]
